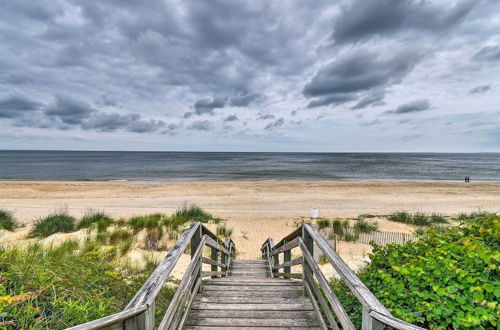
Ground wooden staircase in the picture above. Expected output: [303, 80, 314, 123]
[185, 260, 321, 329]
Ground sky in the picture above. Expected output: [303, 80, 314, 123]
[0, 0, 499, 152]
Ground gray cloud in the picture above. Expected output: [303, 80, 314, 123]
[332, 0, 476, 44]
[188, 120, 212, 131]
[473, 45, 500, 62]
[224, 115, 238, 122]
[0, 95, 42, 118]
[258, 114, 275, 120]
[304, 49, 422, 108]
[44, 95, 96, 125]
[470, 84, 491, 94]
[193, 97, 226, 115]
[387, 99, 431, 114]
[265, 118, 284, 130]
[351, 90, 386, 110]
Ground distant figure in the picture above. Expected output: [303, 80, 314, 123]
[465, 176, 470, 182]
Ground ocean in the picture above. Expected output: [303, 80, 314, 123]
[0, 150, 499, 182]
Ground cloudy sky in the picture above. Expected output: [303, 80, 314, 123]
[1, 0, 499, 152]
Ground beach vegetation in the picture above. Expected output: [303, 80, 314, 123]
[353, 218, 378, 233]
[29, 211, 76, 238]
[0, 239, 175, 329]
[456, 210, 491, 221]
[172, 203, 213, 224]
[316, 219, 330, 230]
[330, 213, 499, 329]
[0, 208, 18, 231]
[387, 211, 447, 226]
[109, 228, 134, 244]
[77, 210, 114, 231]
[216, 223, 233, 238]
[129, 213, 165, 232]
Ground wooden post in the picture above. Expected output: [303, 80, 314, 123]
[284, 239, 291, 274]
[210, 247, 218, 279]
[191, 225, 202, 293]
[302, 226, 313, 296]
[362, 308, 386, 330]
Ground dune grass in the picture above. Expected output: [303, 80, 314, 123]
[353, 218, 378, 233]
[29, 211, 76, 238]
[77, 210, 114, 231]
[129, 213, 165, 232]
[0, 208, 18, 231]
[0, 239, 174, 329]
[316, 219, 331, 230]
[387, 211, 447, 226]
[216, 223, 233, 238]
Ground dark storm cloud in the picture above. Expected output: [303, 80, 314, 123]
[188, 120, 212, 131]
[0, 95, 42, 118]
[192, 92, 264, 116]
[304, 49, 422, 108]
[473, 45, 500, 62]
[224, 115, 238, 122]
[332, 0, 476, 44]
[470, 84, 491, 94]
[193, 97, 226, 115]
[387, 99, 431, 114]
[44, 95, 96, 125]
[265, 118, 284, 130]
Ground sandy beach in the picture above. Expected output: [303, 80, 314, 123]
[1, 180, 499, 260]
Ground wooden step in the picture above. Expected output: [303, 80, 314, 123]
[185, 317, 320, 327]
[185, 327, 321, 330]
[195, 296, 311, 304]
[203, 280, 301, 286]
[199, 291, 303, 298]
[191, 302, 314, 311]
[202, 285, 302, 292]
[188, 310, 318, 319]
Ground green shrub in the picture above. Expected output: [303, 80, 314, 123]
[0, 241, 175, 329]
[172, 203, 213, 224]
[29, 211, 75, 238]
[353, 218, 378, 233]
[0, 209, 17, 231]
[331, 214, 500, 329]
[316, 219, 331, 230]
[77, 210, 113, 231]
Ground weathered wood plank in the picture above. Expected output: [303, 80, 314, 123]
[185, 326, 321, 330]
[159, 236, 205, 328]
[203, 281, 301, 286]
[186, 317, 319, 327]
[126, 222, 201, 308]
[302, 277, 328, 330]
[369, 311, 426, 330]
[202, 271, 226, 277]
[303, 263, 339, 330]
[273, 257, 303, 270]
[303, 224, 391, 316]
[173, 278, 202, 330]
[269, 237, 300, 257]
[300, 239, 355, 330]
[195, 296, 311, 304]
[201, 257, 226, 269]
[204, 236, 231, 256]
[188, 310, 318, 319]
[204, 278, 300, 284]
[276, 272, 302, 279]
[202, 285, 302, 292]
[67, 305, 148, 330]
[199, 291, 303, 298]
[191, 302, 314, 311]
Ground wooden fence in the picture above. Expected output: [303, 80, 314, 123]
[341, 228, 419, 246]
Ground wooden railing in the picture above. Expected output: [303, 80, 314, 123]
[69, 222, 235, 330]
[261, 224, 425, 330]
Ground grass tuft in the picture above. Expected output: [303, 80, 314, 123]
[316, 219, 331, 230]
[353, 218, 378, 233]
[77, 210, 114, 231]
[216, 223, 233, 237]
[29, 211, 76, 238]
[129, 213, 165, 232]
[0, 208, 18, 231]
[387, 211, 448, 226]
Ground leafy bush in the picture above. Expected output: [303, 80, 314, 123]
[0, 241, 175, 329]
[388, 211, 448, 226]
[353, 218, 378, 233]
[77, 210, 113, 231]
[316, 219, 331, 230]
[331, 214, 500, 329]
[0, 209, 17, 231]
[29, 211, 76, 238]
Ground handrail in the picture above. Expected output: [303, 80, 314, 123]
[68, 222, 236, 330]
[261, 223, 425, 330]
